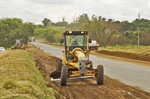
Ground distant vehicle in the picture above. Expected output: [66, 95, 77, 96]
[14, 39, 25, 49]
[0, 47, 5, 51]
[29, 37, 35, 42]
[89, 40, 99, 50]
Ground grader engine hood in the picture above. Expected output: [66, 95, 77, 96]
[72, 48, 88, 74]
[73, 50, 85, 58]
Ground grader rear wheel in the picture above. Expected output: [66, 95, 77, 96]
[60, 65, 68, 86]
[96, 65, 104, 85]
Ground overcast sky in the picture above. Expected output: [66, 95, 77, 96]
[0, 0, 150, 24]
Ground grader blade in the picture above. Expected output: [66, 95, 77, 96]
[51, 76, 95, 81]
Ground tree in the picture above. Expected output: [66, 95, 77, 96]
[92, 14, 97, 21]
[98, 16, 102, 21]
[0, 18, 23, 47]
[21, 22, 35, 36]
[102, 17, 106, 21]
[55, 21, 68, 26]
[33, 27, 64, 43]
[36, 24, 44, 28]
[68, 14, 150, 46]
[42, 18, 52, 27]
[108, 18, 113, 22]
[0, 18, 35, 48]
[76, 13, 89, 23]
[120, 21, 132, 32]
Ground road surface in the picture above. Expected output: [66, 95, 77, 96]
[31, 42, 150, 92]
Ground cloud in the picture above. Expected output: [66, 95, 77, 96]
[0, 0, 149, 24]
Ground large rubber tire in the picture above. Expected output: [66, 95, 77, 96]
[96, 65, 104, 85]
[57, 60, 62, 70]
[60, 66, 68, 86]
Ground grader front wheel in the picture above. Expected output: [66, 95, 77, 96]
[96, 65, 104, 85]
[60, 65, 68, 86]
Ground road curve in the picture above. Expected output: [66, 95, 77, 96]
[31, 42, 150, 92]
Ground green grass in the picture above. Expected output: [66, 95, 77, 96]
[0, 50, 56, 99]
[100, 45, 150, 55]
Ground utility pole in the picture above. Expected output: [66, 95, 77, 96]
[138, 13, 140, 46]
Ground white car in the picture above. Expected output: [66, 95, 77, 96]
[0, 47, 5, 51]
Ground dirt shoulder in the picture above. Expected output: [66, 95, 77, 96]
[27, 44, 150, 99]
[95, 50, 150, 62]
[91, 51, 150, 67]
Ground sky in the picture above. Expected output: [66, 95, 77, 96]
[0, 0, 150, 24]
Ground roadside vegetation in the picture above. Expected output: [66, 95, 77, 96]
[34, 14, 150, 46]
[100, 45, 150, 56]
[1, 13, 149, 49]
[0, 18, 35, 48]
[34, 27, 65, 43]
[96, 45, 150, 62]
[0, 50, 58, 99]
[0, 14, 149, 62]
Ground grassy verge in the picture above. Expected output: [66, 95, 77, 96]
[100, 45, 150, 55]
[97, 45, 150, 62]
[0, 50, 57, 99]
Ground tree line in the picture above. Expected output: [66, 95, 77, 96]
[39, 13, 150, 46]
[0, 18, 34, 48]
[67, 13, 150, 46]
[0, 14, 150, 48]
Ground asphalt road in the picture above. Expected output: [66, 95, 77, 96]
[31, 42, 150, 92]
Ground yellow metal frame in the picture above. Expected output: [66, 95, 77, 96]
[69, 70, 96, 77]
[62, 32, 96, 78]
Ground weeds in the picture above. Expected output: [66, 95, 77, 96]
[100, 45, 150, 55]
[0, 50, 56, 99]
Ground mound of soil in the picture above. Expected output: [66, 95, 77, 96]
[96, 50, 150, 62]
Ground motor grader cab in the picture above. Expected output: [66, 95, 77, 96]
[14, 39, 25, 49]
[50, 31, 104, 86]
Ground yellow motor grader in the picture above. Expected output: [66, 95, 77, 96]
[14, 39, 25, 50]
[50, 31, 104, 86]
